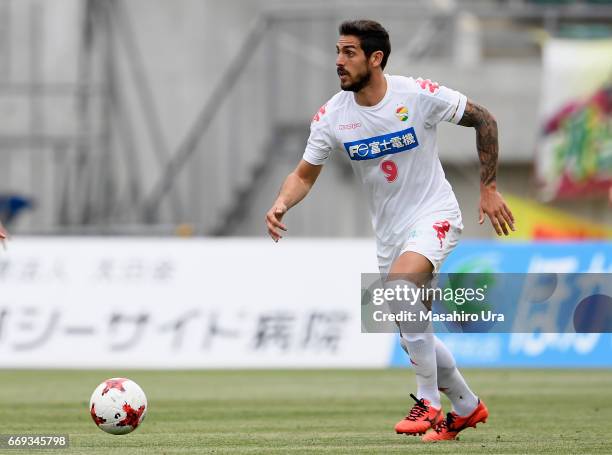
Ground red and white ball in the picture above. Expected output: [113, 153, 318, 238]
[89, 378, 147, 435]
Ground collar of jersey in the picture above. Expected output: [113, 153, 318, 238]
[350, 73, 392, 111]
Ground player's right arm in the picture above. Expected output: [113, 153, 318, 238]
[266, 98, 337, 242]
[0, 220, 8, 250]
[266, 160, 323, 242]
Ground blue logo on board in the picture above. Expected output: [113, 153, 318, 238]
[343, 127, 419, 161]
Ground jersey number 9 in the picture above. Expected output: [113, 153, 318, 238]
[380, 159, 398, 183]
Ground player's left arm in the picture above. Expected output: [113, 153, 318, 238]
[458, 99, 515, 236]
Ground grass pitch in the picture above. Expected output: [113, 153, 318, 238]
[0, 369, 610, 454]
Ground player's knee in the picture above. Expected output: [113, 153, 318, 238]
[383, 278, 423, 310]
[383, 279, 431, 335]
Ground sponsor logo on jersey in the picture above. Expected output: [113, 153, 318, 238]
[416, 78, 440, 94]
[433, 220, 450, 248]
[338, 122, 362, 130]
[312, 103, 327, 122]
[395, 106, 409, 121]
[343, 127, 419, 161]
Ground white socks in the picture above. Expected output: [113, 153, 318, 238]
[400, 333, 441, 409]
[400, 334, 479, 416]
[433, 336, 479, 416]
[385, 279, 441, 409]
[385, 278, 477, 414]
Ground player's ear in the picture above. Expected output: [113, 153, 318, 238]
[370, 50, 384, 68]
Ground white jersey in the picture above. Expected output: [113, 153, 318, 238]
[303, 74, 467, 246]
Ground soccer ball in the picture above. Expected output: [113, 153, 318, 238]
[89, 378, 147, 435]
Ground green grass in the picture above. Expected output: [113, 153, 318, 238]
[0, 369, 610, 454]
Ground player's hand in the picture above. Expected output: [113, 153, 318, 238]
[265, 202, 288, 242]
[0, 222, 8, 251]
[478, 184, 515, 236]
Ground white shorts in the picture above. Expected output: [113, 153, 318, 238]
[377, 210, 463, 275]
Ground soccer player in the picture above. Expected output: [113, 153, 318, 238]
[265, 19, 514, 442]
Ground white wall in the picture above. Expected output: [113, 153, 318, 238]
[0, 237, 393, 368]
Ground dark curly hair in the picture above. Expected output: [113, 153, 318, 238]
[339, 20, 391, 69]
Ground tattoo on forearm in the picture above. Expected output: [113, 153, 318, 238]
[458, 101, 498, 186]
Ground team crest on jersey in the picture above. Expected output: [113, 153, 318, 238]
[343, 127, 419, 161]
[395, 105, 409, 121]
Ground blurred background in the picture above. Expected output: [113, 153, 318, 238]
[0, 0, 610, 237]
[0, 0, 610, 369]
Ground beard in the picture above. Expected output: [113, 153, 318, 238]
[338, 67, 372, 92]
